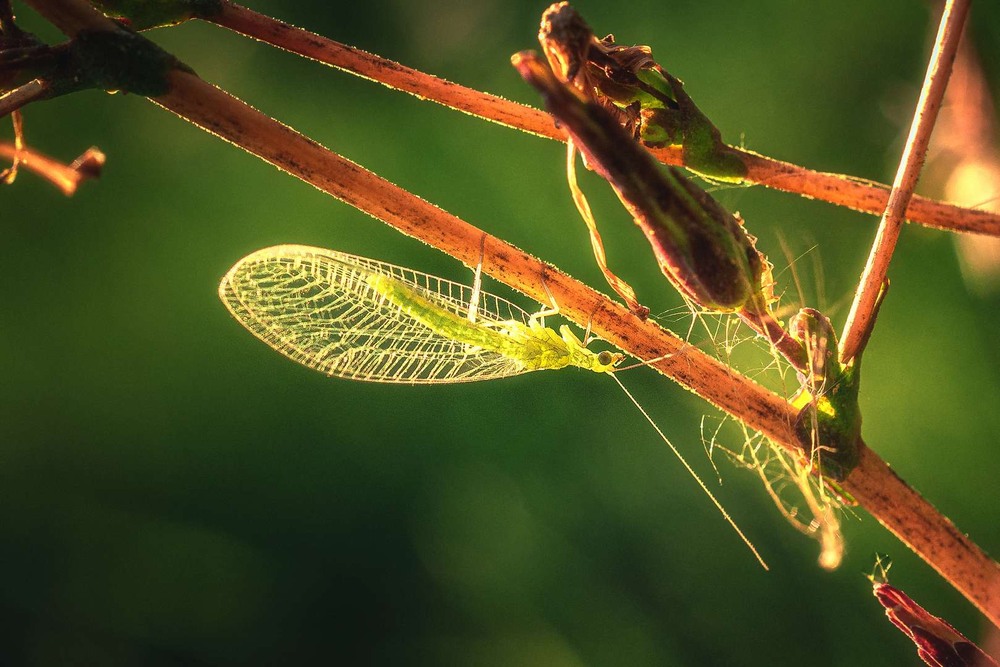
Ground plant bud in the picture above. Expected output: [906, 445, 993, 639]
[514, 51, 768, 312]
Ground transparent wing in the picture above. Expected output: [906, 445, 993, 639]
[218, 244, 535, 384]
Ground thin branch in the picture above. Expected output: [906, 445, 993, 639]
[205, 0, 1000, 238]
[22, 0, 112, 36]
[0, 141, 105, 193]
[0, 107, 21, 182]
[839, 0, 971, 363]
[738, 151, 1000, 236]
[208, 1, 558, 139]
[0, 78, 50, 118]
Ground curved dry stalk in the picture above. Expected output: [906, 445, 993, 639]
[736, 151, 1000, 236]
[207, 1, 560, 138]
[840, 0, 971, 363]
[0, 107, 22, 182]
[205, 0, 1000, 237]
[0, 141, 105, 194]
[23, 0, 1000, 629]
[0, 78, 50, 118]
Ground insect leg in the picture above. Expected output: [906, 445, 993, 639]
[528, 266, 560, 327]
[467, 232, 487, 323]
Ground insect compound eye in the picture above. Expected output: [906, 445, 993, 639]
[597, 351, 615, 366]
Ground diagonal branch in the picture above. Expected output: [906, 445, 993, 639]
[839, 0, 971, 363]
[0, 141, 104, 193]
[0, 78, 51, 117]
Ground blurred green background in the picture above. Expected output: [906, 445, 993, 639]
[4, 0, 1000, 664]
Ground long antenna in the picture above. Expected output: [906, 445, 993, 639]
[609, 373, 769, 570]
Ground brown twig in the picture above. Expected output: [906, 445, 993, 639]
[22, 0, 110, 35]
[0, 78, 50, 118]
[839, 0, 971, 363]
[0, 107, 21, 181]
[204, 1, 1000, 238]
[208, 1, 558, 139]
[0, 141, 104, 193]
[737, 151, 1000, 236]
[24, 0, 1000, 629]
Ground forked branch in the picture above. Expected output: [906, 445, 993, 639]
[0, 140, 104, 193]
